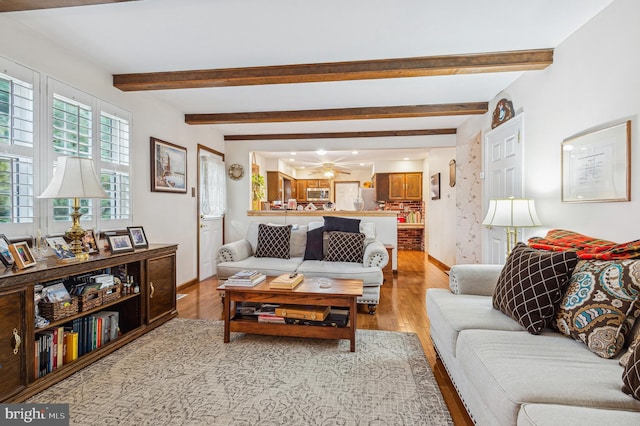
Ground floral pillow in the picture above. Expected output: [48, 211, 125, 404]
[554, 259, 640, 358]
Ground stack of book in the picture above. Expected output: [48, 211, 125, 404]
[269, 273, 304, 289]
[225, 270, 266, 287]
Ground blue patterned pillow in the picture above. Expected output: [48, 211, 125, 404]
[554, 259, 640, 358]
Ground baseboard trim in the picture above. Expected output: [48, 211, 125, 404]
[428, 255, 451, 274]
[177, 278, 200, 291]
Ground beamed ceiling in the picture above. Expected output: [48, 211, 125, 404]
[1, 0, 613, 159]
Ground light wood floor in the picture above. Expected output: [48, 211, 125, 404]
[177, 250, 473, 426]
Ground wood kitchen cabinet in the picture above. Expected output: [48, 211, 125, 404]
[267, 171, 294, 202]
[373, 173, 389, 202]
[296, 180, 307, 202]
[389, 173, 422, 200]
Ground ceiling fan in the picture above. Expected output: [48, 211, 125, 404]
[309, 162, 351, 178]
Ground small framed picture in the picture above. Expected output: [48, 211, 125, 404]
[82, 229, 99, 254]
[9, 241, 37, 269]
[127, 226, 149, 249]
[0, 234, 14, 268]
[107, 233, 135, 254]
[46, 236, 76, 260]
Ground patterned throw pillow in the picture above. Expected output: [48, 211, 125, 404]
[255, 224, 292, 259]
[622, 335, 640, 400]
[493, 243, 578, 334]
[554, 259, 640, 359]
[325, 231, 365, 263]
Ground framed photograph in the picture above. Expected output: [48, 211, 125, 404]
[46, 236, 76, 260]
[82, 229, 99, 254]
[107, 233, 135, 254]
[0, 234, 14, 268]
[127, 226, 149, 249]
[9, 241, 36, 269]
[430, 173, 441, 200]
[151, 137, 187, 193]
[561, 120, 631, 202]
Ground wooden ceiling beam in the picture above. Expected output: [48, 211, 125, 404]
[114, 49, 553, 91]
[186, 103, 487, 125]
[224, 129, 456, 141]
[0, 0, 138, 12]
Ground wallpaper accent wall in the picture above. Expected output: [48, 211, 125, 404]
[456, 131, 483, 264]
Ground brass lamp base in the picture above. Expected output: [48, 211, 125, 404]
[65, 197, 86, 256]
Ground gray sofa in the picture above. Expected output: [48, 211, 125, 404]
[216, 221, 389, 313]
[426, 264, 640, 425]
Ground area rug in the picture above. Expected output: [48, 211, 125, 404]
[28, 318, 453, 425]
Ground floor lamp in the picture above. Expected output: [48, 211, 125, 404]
[39, 156, 108, 256]
[482, 198, 542, 256]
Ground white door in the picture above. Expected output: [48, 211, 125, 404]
[483, 114, 524, 264]
[198, 147, 226, 280]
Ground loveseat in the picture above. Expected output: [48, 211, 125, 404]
[216, 218, 389, 314]
[426, 242, 640, 425]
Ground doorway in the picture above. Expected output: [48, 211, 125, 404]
[197, 145, 225, 280]
[483, 114, 524, 264]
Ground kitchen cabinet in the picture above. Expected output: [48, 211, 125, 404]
[305, 179, 330, 188]
[389, 173, 422, 200]
[296, 180, 307, 202]
[267, 172, 294, 203]
[373, 173, 389, 202]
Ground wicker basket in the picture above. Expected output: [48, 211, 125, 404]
[39, 298, 78, 321]
[101, 283, 122, 304]
[77, 288, 102, 312]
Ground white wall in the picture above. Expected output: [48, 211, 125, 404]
[427, 147, 457, 266]
[1, 16, 225, 285]
[457, 0, 640, 260]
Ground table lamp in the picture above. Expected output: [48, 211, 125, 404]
[482, 197, 542, 255]
[39, 156, 108, 255]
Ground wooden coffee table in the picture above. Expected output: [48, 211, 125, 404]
[218, 276, 363, 352]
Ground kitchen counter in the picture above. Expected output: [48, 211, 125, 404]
[398, 223, 424, 229]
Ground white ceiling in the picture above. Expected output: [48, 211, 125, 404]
[5, 0, 613, 163]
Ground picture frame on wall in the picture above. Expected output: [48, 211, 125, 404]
[430, 173, 441, 200]
[9, 241, 37, 269]
[0, 234, 14, 268]
[127, 226, 149, 249]
[561, 120, 631, 202]
[150, 137, 187, 193]
[107, 233, 135, 254]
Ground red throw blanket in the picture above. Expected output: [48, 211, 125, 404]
[528, 229, 640, 260]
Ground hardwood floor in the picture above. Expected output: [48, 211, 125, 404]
[177, 250, 473, 426]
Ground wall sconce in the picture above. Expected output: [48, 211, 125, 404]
[39, 156, 108, 256]
[482, 197, 542, 255]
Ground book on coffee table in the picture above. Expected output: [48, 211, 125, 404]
[269, 273, 304, 289]
[225, 273, 266, 287]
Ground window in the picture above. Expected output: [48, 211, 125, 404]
[98, 108, 130, 222]
[47, 79, 132, 234]
[0, 65, 36, 230]
[51, 92, 95, 223]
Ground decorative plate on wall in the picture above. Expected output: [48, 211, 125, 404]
[491, 98, 515, 129]
[228, 164, 244, 180]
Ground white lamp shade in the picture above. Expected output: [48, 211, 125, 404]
[39, 156, 108, 199]
[482, 198, 542, 228]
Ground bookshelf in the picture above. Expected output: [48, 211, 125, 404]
[0, 244, 177, 402]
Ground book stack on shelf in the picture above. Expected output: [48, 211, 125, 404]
[284, 308, 349, 328]
[225, 270, 266, 287]
[269, 273, 304, 290]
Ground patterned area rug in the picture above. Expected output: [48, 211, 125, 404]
[29, 318, 453, 425]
